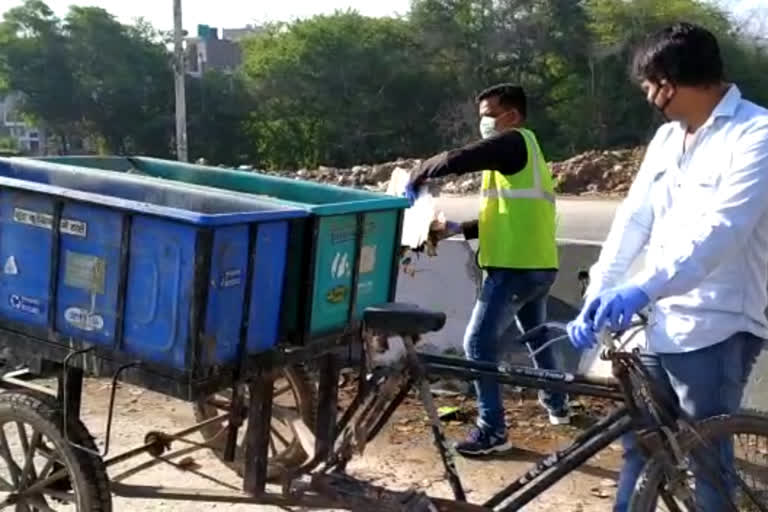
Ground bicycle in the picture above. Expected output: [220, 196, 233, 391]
[311, 301, 768, 511]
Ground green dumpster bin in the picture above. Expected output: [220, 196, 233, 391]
[34, 156, 409, 345]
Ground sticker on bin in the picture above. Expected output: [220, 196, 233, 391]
[220, 269, 242, 288]
[326, 285, 348, 304]
[64, 307, 104, 331]
[358, 245, 377, 274]
[59, 218, 88, 238]
[357, 280, 373, 295]
[3, 256, 18, 275]
[8, 294, 42, 315]
[64, 251, 106, 294]
[12, 208, 87, 237]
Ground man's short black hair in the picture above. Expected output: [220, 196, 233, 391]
[477, 83, 527, 119]
[631, 22, 724, 87]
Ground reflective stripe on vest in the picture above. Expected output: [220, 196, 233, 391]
[481, 188, 555, 203]
[479, 129, 554, 204]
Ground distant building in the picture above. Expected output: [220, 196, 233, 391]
[0, 93, 43, 154]
[222, 24, 264, 42]
[185, 24, 265, 77]
[186, 24, 245, 77]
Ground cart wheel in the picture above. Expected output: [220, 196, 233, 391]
[194, 365, 316, 481]
[0, 390, 112, 511]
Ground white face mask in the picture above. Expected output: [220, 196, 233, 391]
[479, 116, 498, 139]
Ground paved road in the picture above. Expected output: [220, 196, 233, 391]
[437, 194, 620, 244]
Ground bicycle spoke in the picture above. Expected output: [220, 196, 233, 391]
[25, 493, 56, 512]
[268, 435, 277, 457]
[37, 488, 76, 503]
[35, 456, 56, 487]
[659, 488, 686, 512]
[14, 501, 31, 512]
[0, 427, 21, 487]
[690, 449, 743, 512]
[14, 425, 28, 458]
[659, 488, 697, 512]
[273, 384, 292, 398]
[270, 423, 290, 449]
[727, 466, 768, 512]
[18, 431, 41, 489]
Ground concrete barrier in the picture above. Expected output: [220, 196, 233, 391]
[395, 238, 768, 411]
[393, 239, 590, 368]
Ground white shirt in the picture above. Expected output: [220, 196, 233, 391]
[586, 85, 768, 353]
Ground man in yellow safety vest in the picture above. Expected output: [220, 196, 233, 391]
[406, 83, 568, 455]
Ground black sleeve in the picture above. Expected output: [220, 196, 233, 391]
[461, 220, 479, 240]
[410, 130, 528, 185]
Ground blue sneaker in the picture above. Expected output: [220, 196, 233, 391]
[455, 427, 512, 456]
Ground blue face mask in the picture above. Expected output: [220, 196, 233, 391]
[479, 116, 498, 139]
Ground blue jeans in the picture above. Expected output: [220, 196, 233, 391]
[614, 332, 764, 512]
[463, 268, 567, 435]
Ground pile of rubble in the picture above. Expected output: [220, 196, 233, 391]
[248, 146, 645, 196]
[550, 147, 646, 195]
[257, 159, 423, 192]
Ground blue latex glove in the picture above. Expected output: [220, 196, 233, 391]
[404, 183, 419, 206]
[567, 299, 600, 350]
[593, 285, 650, 332]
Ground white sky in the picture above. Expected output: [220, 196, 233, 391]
[0, 0, 763, 32]
[1, 0, 412, 30]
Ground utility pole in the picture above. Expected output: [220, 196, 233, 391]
[173, 0, 188, 162]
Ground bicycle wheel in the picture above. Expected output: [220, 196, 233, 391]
[0, 390, 112, 511]
[630, 410, 768, 511]
[193, 365, 316, 481]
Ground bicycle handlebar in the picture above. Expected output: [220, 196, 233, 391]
[523, 316, 648, 359]
[514, 323, 567, 347]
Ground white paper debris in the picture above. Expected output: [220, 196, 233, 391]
[387, 167, 444, 250]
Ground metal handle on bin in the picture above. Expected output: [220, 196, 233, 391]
[62, 348, 140, 457]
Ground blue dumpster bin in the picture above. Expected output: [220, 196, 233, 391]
[0, 158, 309, 400]
[33, 155, 410, 345]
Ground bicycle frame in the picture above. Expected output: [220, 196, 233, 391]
[422, 351, 642, 510]
[324, 321, 690, 511]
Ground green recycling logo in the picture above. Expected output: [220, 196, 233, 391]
[331, 251, 351, 279]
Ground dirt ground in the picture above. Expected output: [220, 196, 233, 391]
[40, 377, 627, 511]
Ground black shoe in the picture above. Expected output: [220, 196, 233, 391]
[455, 427, 512, 456]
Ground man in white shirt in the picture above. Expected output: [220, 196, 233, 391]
[567, 22, 768, 511]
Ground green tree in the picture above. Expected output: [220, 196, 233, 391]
[583, 0, 730, 146]
[2, 0, 766, 167]
[64, 6, 174, 155]
[410, 0, 595, 157]
[241, 11, 453, 169]
[186, 71, 256, 165]
[0, 0, 80, 149]
[0, 2, 174, 156]
[583, 0, 768, 148]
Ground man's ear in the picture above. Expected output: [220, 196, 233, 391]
[657, 80, 677, 105]
[507, 108, 524, 127]
[495, 108, 521, 129]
